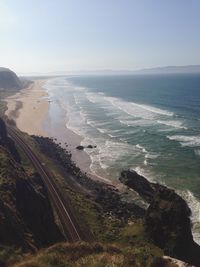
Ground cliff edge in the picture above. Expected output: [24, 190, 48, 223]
[120, 169, 200, 266]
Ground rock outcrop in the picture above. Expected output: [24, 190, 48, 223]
[0, 146, 63, 251]
[119, 169, 200, 267]
[0, 67, 22, 89]
[119, 169, 157, 203]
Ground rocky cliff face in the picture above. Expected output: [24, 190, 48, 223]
[0, 119, 63, 251]
[0, 118, 20, 162]
[0, 67, 22, 89]
[145, 187, 200, 266]
[119, 169, 200, 267]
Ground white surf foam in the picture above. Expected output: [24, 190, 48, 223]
[66, 82, 185, 134]
[105, 96, 174, 119]
[85, 92, 100, 104]
[86, 139, 143, 177]
[167, 135, 200, 147]
[119, 119, 155, 127]
[195, 149, 200, 156]
[145, 153, 159, 159]
[97, 128, 108, 134]
[157, 120, 187, 129]
[130, 166, 155, 182]
[136, 144, 148, 153]
[144, 159, 148, 165]
[179, 190, 200, 245]
[134, 103, 174, 116]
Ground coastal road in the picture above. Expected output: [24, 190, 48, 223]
[7, 126, 87, 242]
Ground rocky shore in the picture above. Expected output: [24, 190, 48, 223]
[119, 169, 200, 266]
[33, 135, 200, 266]
[0, 119, 197, 266]
[33, 136, 145, 221]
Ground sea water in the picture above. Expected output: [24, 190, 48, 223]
[44, 74, 200, 243]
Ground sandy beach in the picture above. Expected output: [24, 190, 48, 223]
[5, 79, 113, 185]
[5, 80, 49, 136]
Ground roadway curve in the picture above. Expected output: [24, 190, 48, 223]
[8, 127, 88, 242]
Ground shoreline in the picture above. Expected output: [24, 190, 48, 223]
[5, 80, 49, 136]
[4, 79, 114, 186]
[4, 78, 200, 244]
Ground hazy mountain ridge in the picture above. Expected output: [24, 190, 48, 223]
[20, 65, 200, 76]
[135, 65, 200, 74]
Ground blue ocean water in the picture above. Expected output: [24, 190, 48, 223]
[44, 74, 200, 243]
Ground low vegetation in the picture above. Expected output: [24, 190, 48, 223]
[12, 242, 168, 267]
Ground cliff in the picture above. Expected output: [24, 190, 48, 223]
[0, 67, 22, 90]
[120, 169, 200, 266]
[0, 119, 63, 252]
[0, 118, 20, 162]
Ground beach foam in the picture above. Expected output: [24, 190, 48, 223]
[179, 190, 200, 245]
[43, 77, 200, 247]
[105, 96, 174, 118]
[157, 120, 187, 129]
[195, 149, 200, 156]
[167, 135, 200, 147]
[130, 166, 155, 182]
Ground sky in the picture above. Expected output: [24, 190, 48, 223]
[0, 0, 200, 74]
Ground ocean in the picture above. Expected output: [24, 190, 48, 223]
[44, 74, 200, 243]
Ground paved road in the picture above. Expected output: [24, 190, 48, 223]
[8, 127, 86, 242]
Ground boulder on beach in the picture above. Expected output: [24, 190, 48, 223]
[76, 145, 84, 150]
[87, 145, 97, 149]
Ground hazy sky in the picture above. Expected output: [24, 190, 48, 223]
[1, 0, 200, 74]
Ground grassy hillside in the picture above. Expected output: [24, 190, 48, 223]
[12, 242, 171, 267]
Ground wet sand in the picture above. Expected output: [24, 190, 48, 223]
[5, 80, 49, 136]
[5, 79, 113, 185]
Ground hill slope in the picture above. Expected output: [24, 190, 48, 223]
[0, 118, 63, 254]
[0, 67, 22, 89]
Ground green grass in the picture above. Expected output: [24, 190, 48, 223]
[13, 242, 122, 267]
[0, 246, 24, 267]
[12, 241, 175, 267]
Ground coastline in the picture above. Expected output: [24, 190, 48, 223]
[4, 78, 113, 186]
[5, 80, 49, 136]
[4, 76, 200, 245]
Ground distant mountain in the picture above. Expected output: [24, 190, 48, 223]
[46, 65, 200, 76]
[0, 67, 22, 89]
[135, 65, 200, 74]
[18, 65, 200, 77]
